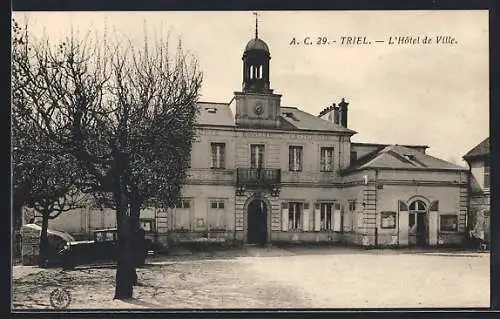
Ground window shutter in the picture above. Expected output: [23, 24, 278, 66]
[329, 149, 334, 171]
[399, 200, 408, 211]
[281, 203, 289, 231]
[220, 145, 225, 168]
[288, 147, 293, 170]
[343, 210, 352, 231]
[250, 146, 256, 168]
[314, 203, 321, 231]
[297, 147, 302, 170]
[303, 203, 310, 231]
[320, 149, 325, 170]
[333, 205, 341, 231]
[218, 209, 225, 228]
[211, 144, 216, 168]
[430, 200, 439, 212]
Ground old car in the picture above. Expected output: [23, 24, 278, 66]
[22, 223, 75, 267]
[59, 228, 148, 270]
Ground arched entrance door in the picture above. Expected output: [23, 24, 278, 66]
[409, 200, 428, 247]
[247, 199, 268, 245]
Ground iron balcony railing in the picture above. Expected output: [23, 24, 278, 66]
[236, 168, 281, 188]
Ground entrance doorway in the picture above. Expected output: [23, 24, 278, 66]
[409, 200, 428, 247]
[247, 199, 268, 245]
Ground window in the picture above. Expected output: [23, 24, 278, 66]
[320, 147, 335, 172]
[208, 199, 226, 230]
[211, 143, 226, 169]
[320, 203, 333, 231]
[174, 198, 192, 230]
[440, 215, 458, 231]
[409, 200, 427, 212]
[250, 144, 265, 168]
[176, 199, 191, 209]
[348, 200, 356, 212]
[409, 200, 426, 233]
[289, 146, 303, 171]
[210, 200, 225, 209]
[380, 212, 397, 229]
[409, 213, 416, 229]
[484, 160, 490, 189]
[288, 202, 303, 231]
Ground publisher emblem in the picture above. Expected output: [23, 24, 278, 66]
[49, 287, 71, 309]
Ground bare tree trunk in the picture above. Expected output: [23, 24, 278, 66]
[114, 186, 135, 300]
[129, 197, 142, 285]
[38, 212, 50, 268]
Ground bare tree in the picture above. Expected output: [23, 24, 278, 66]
[12, 20, 202, 299]
[12, 20, 89, 266]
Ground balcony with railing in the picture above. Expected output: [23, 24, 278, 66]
[236, 168, 281, 196]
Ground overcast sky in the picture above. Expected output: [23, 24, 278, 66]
[13, 11, 488, 166]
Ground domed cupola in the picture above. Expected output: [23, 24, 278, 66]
[242, 13, 272, 93]
[244, 38, 270, 54]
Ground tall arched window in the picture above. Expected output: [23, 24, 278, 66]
[258, 65, 263, 79]
[249, 65, 254, 79]
[409, 200, 427, 232]
[409, 200, 427, 212]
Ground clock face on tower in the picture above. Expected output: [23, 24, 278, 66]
[254, 103, 264, 115]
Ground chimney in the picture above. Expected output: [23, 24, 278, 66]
[332, 105, 339, 124]
[319, 103, 341, 125]
[338, 98, 349, 128]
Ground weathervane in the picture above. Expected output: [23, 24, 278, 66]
[253, 12, 259, 38]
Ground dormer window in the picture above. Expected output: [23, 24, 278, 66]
[283, 112, 299, 121]
[402, 153, 427, 168]
[205, 107, 217, 114]
[403, 154, 416, 161]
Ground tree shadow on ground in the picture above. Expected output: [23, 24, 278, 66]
[121, 298, 164, 308]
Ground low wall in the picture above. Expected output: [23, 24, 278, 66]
[269, 231, 342, 243]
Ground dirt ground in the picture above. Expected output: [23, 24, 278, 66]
[11, 246, 490, 309]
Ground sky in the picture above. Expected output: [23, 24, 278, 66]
[12, 11, 489, 166]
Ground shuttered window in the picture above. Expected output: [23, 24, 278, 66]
[320, 147, 335, 172]
[288, 146, 303, 171]
[288, 202, 303, 231]
[211, 143, 226, 169]
[250, 144, 265, 168]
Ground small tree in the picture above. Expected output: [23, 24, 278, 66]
[23, 152, 86, 267]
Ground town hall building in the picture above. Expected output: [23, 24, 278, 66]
[144, 24, 469, 248]
[40, 22, 469, 248]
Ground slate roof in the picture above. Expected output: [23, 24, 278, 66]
[463, 137, 489, 159]
[344, 144, 467, 173]
[196, 102, 235, 127]
[280, 107, 357, 134]
[195, 102, 357, 134]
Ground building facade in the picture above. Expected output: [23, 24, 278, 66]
[463, 137, 490, 245]
[34, 28, 469, 248]
[156, 30, 468, 248]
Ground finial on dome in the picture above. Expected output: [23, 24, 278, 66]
[253, 12, 259, 38]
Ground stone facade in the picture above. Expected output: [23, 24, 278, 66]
[159, 29, 469, 248]
[463, 137, 490, 245]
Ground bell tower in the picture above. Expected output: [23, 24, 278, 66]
[234, 13, 282, 128]
[242, 12, 272, 94]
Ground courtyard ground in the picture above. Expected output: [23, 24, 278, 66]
[11, 246, 490, 309]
